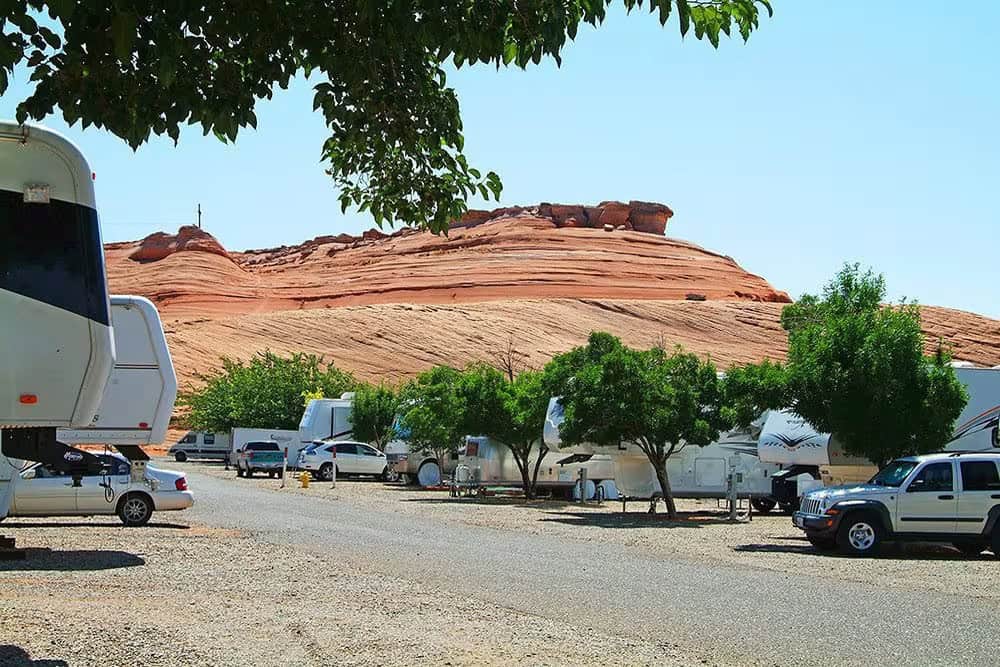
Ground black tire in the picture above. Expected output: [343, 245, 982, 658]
[246, 467, 254, 478]
[836, 511, 883, 556]
[751, 498, 777, 514]
[268, 471, 276, 479]
[808, 535, 838, 552]
[236, 465, 244, 478]
[319, 463, 334, 482]
[779, 499, 800, 514]
[118, 493, 153, 527]
[953, 541, 987, 557]
[990, 527, 1000, 559]
[174, 451, 188, 463]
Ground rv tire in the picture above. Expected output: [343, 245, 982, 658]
[751, 498, 777, 514]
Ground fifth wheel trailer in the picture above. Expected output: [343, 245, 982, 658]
[1, 121, 116, 527]
[759, 365, 1000, 508]
[543, 397, 781, 509]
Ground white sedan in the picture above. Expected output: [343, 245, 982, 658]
[297, 440, 392, 481]
[6, 453, 194, 526]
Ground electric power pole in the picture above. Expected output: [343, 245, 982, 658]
[197, 203, 202, 228]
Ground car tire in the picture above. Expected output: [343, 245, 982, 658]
[174, 451, 188, 463]
[953, 541, 987, 557]
[990, 527, 1000, 558]
[246, 468, 253, 478]
[807, 535, 837, 552]
[751, 498, 777, 514]
[320, 463, 334, 482]
[236, 465, 244, 478]
[381, 466, 399, 483]
[118, 493, 153, 527]
[836, 511, 883, 556]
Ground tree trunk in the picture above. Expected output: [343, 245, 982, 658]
[530, 444, 549, 501]
[651, 457, 678, 520]
[510, 448, 533, 500]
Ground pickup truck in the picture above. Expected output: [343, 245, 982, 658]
[235, 441, 285, 479]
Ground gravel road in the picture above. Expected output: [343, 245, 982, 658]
[3, 464, 1000, 666]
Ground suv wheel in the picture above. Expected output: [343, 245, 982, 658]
[953, 541, 986, 557]
[319, 463, 334, 481]
[174, 451, 188, 463]
[991, 527, 1000, 558]
[836, 512, 883, 556]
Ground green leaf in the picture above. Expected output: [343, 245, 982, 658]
[111, 12, 137, 62]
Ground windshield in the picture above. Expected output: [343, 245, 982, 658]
[870, 460, 919, 487]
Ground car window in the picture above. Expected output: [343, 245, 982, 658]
[335, 443, 357, 456]
[33, 464, 66, 479]
[246, 442, 279, 451]
[181, 433, 197, 444]
[204, 432, 215, 445]
[960, 461, 1000, 491]
[359, 445, 379, 456]
[907, 462, 953, 492]
[870, 460, 917, 487]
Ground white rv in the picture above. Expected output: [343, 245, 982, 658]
[168, 431, 232, 462]
[2, 122, 116, 524]
[458, 435, 618, 500]
[760, 365, 1000, 508]
[543, 397, 781, 511]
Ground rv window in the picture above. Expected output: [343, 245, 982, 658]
[182, 434, 197, 444]
[465, 442, 479, 457]
[960, 461, 1000, 491]
[204, 433, 216, 445]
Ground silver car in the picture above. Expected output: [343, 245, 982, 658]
[6, 453, 194, 526]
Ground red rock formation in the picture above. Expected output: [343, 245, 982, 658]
[128, 225, 232, 263]
[454, 200, 674, 235]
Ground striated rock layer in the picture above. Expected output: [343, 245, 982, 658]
[103, 201, 1000, 389]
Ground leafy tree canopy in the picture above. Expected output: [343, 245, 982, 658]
[2, 1, 771, 231]
[350, 382, 400, 451]
[779, 264, 968, 466]
[554, 333, 727, 517]
[181, 351, 356, 432]
[459, 363, 551, 498]
[398, 365, 466, 463]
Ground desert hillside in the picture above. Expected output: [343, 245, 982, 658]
[104, 201, 1000, 388]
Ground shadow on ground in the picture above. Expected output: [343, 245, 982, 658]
[735, 541, 991, 561]
[402, 495, 578, 510]
[538, 510, 737, 529]
[0, 549, 145, 571]
[0, 645, 68, 666]
[0, 521, 188, 530]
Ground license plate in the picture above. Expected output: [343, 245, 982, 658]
[794, 515, 805, 528]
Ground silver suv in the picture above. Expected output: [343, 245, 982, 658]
[794, 451, 1000, 556]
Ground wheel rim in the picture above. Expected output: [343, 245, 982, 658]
[322, 465, 333, 481]
[123, 498, 148, 522]
[848, 522, 875, 551]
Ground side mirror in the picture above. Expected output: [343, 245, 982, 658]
[907, 478, 926, 492]
[22, 468, 36, 480]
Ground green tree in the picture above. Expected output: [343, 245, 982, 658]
[459, 364, 551, 499]
[779, 264, 968, 467]
[181, 351, 356, 432]
[2, 2, 771, 231]
[350, 383, 400, 451]
[720, 358, 788, 429]
[398, 366, 466, 469]
[552, 333, 727, 518]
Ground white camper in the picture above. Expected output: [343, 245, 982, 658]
[57, 296, 177, 448]
[2, 122, 116, 524]
[168, 431, 232, 462]
[759, 365, 1000, 508]
[458, 436, 618, 500]
[543, 397, 781, 510]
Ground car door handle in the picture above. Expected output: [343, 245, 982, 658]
[938, 495, 954, 500]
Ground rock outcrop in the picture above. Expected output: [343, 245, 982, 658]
[452, 200, 674, 235]
[128, 225, 232, 263]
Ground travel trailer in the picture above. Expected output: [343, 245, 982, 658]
[543, 397, 781, 510]
[759, 365, 1000, 508]
[2, 122, 116, 526]
[458, 435, 618, 500]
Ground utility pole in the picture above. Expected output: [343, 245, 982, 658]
[197, 203, 202, 228]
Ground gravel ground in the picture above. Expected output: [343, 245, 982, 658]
[187, 460, 1000, 602]
[3, 458, 999, 666]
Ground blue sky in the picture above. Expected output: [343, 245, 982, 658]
[3, 3, 998, 318]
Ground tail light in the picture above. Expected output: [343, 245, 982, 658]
[175, 477, 188, 491]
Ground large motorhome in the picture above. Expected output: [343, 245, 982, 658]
[759, 365, 1000, 508]
[543, 398, 781, 510]
[2, 122, 116, 522]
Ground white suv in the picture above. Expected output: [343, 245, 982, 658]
[794, 451, 1000, 556]
[297, 440, 390, 481]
